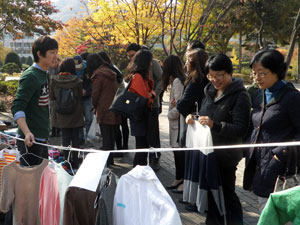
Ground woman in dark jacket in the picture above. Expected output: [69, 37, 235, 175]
[127, 49, 155, 166]
[187, 53, 251, 225]
[243, 49, 300, 212]
[87, 53, 121, 166]
[50, 58, 84, 169]
[176, 48, 209, 210]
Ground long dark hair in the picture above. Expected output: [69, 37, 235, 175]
[86, 53, 109, 76]
[185, 48, 208, 85]
[127, 49, 153, 80]
[162, 55, 185, 91]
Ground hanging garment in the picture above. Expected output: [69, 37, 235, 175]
[0, 159, 48, 225]
[95, 169, 117, 225]
[258, 186, 300, 225]
[183, 123, 225, 216]
[0, 149, 20, 196]
[63, 186, 100, 225]
[51, 163, 73, 225]
[113, 165, 182, 225]
[39, 165, 60, 225]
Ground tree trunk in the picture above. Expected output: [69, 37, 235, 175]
[238, 31, 242, 73]
[285, 7, 300, 73]
[298, 40, 300, 75]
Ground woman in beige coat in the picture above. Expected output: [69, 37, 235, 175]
[162, 55, 185, 193]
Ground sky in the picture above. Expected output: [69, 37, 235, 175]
[50, 0, 87, 23]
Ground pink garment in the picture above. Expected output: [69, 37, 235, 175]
[39, 165, 60, 225]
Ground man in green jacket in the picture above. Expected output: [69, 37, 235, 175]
[11, 35, 58, 166]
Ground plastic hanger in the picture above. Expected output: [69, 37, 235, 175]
[19, 143, 46, 167]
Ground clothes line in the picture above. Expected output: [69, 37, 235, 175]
[1, 131, 300, 154]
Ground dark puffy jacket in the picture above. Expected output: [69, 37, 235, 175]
[177, 78, 208, 117]
[200, 78, 251, 167]
[50, 74, 84, 129]
[243, 82, 300, 198]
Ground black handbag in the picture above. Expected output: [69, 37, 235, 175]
[109, 81, 148, 121]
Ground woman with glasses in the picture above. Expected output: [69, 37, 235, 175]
[186, 53, 251, 224]
[243, 49, 300, 212]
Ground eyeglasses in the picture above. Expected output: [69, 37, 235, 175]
[207, 72, 226, 81]
[250, 71, 269, 78]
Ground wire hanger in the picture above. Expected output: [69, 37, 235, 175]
[63, 146, 75, 175]
[19, 144, 46, 167]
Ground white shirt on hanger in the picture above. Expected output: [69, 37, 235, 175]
[113, 165, 182, 225]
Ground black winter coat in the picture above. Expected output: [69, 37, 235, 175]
[243, 82, 300, 198]
[200, 78, 251, 167]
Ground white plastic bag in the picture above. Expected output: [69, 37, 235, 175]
[87, 115, 100, 141]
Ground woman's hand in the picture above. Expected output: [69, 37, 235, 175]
[185, 114, 195, 124]
[198, 116, 213, 128]
[171, 98, 176, 107]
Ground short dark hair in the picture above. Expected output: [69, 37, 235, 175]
[86, 53, 109, 76]
[59, 58, 76, 75]
[80, 52, 89, 61]
[205, 53, 233, 75]
[188, 40, 205, 50]
[250, 49, 287, 80]
[127, 49, 153, 79]
[32, 36, 58, 63]
[126, 43, 141, 52]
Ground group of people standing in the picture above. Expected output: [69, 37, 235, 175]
[10, 35, 300, 225]
[162, 40, 300, 225]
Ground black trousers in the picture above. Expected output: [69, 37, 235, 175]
[115, 117, 129, 149]
[99, 124, 117, 165]
[133, 136, 149, 167]
[147, 110, 161, 159]
[206, 165, 243, 225]
[61, 127, 81, 168]
[174, 150, 185, 180]
[17, 139, 48, 166]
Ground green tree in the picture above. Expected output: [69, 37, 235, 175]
[0, 1, 63, 39]
[5, 52, 22, 70]
[0, 62, 21, 74]
[26, 56, 33, 66]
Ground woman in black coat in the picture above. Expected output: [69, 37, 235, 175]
[243, 49, 300, 212]
[187, 54, 251, 225]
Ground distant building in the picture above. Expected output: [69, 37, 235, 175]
[3, 35, 36, 58]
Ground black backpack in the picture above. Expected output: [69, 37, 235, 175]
[55, 87, 77, 114]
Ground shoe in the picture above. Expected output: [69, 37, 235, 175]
[150, 158, 160, 171]
[166, 180, 183, 190]
[185, 204, 198, 212]
[178, 198, 188, 204]
[172, 189, 183, 194]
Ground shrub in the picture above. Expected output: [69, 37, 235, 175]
[0, 80, 19, 96]
[20, 56, 27, 64]
[22, 64, 30, 71]
[26, 56, 33, 66]
[4, 52, 22, 70]
[0, 62, 21, 74]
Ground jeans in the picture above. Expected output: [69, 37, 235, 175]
[147, 109, 161, 159]
[99, 124, 117, 166]
[133, 136, 149, 167]
[79, 97, 94, 140]
[61, 127, 81, 168]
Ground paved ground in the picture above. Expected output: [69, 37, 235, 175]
[78, 92, 260, 225]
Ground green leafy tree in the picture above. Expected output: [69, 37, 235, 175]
[0, 1, 64, 39]
[5, 52, 22, 70]
[0, 62, 21, 74]
[26, 56, 33, 66]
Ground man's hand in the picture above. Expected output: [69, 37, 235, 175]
[185, 114, 195, 124]
[24, 132, 35, 147]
